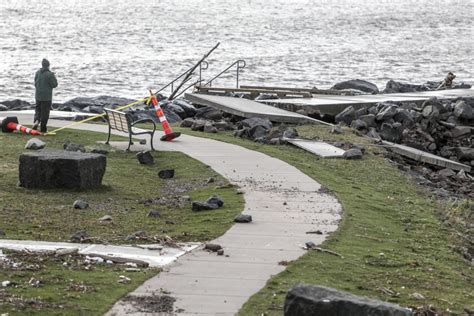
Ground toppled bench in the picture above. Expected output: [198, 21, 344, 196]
[19, 149, 106, 189]
[104, 108, 156, 151]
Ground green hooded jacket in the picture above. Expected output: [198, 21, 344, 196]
[34, 59, 58, 102]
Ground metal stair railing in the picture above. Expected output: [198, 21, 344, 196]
[202, 59, 246, 88]
[155, 61, 209, 96]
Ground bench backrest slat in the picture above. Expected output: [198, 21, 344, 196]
[104, 108, 131, 133]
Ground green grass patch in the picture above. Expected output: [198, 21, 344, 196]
[174, 124, 473, 314]
[0, 128, 244, 315]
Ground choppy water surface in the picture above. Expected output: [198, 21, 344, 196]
[0, 0, 472, 102]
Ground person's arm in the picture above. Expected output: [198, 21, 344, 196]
[49, 72, 58, 88]
[34, 71, 39, 87]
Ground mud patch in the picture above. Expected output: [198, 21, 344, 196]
[123, 294, 177, 313]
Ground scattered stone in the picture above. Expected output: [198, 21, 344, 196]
[204, 244, 222, 252]
[376, 104, 398, 121]
[207, 195, 224, 207]
[282, 127, 298, 139]
[64, 142, 86, 152]
[206, 177, 215, 184]
[19, 150, 106, 189]
[136, 151, 154, 165]
[335, 106, 355, 125]
[217, 249, 224, 256]
[55, 248, 79, 256]
[126, 230, 147, 240]
[91, 149, 108, 155]
[330, 125, 343, 134]
[99, 215, 112, 222]
[192, 201, 219, 212]
[25, 138, 46, 150]
[240, 117, 273, 130]
[158, 169, 175, 179]
[343, 148, 363, 160]
[70, 230, 88, 243]
[139, 139, 147, 145]
[147, 209, 161, 218]
[331, 79, 379, 94]
[191, 119, 206, 131]
[305, 241, 316, 249]
[73, 199, 89, 209]
[234, 214, 252, 223]
[284, 284, 412, 316]
[125, 268, 141, 272]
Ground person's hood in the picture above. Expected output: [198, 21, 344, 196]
[41, 58, 50, 73]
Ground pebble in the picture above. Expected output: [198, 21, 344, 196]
[73, 199, 89, 209]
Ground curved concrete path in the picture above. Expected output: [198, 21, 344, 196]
[10, 114, 342, 315]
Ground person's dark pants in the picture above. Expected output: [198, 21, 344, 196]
[34, 100, 51, 133]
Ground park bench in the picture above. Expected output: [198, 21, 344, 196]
[104, 108, 156, 151]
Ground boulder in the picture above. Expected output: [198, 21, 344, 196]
[158, 169, 175, 179]
[240, 117, 273, 130]
[335, 106, 355, 125]
[453, 100, 473, 120]
[343, 148, 363, 160]
[0, 104, 8, 111]
[451, 126, 471, 138]
[191, 119, 207, 131]
[207, 195, 224, 207]
[383, 80, 428, 93]
[25, 138, 46, 150]
[248, 125, 268, 140]
[173, 99, 197, 118]
[192, 201, 220, 212]
[234, 214, 252, 223]
[19, 150, 106, 189]
[284, 284, 411, 316]
[180, 118, 195, 128]
[358, 114, 376, 128]
[73, 199, 89, 209]
[379, 123, 403, 142]
[195, 106, 223, 121]
[366, 128, 381, 140]
[63, 96, 135, 110]
[204, 244, 222, 252]
[376, 104, 398, 121]
[283, 127, 298, 139]
[331, 79, 379, 94]
[136, 151, 154, 165]
[214, 121, 234, 131]
[203, 122, 218, 133]
[350, 119, 367, 131]
[162, 107, 182, 123]
[330, 125, 343, 134]
[64, 142, 86, 153]
[0, 99, 31, 110]
[455, 147, 474, 161]
[147, 209, 161, 218]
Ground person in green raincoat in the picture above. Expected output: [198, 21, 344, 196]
[33, 58, 58, 132]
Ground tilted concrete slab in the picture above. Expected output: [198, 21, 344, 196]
[286, 138, 346, 158]
[184, 93, 331, 125]
[1, 110, 97, 119]
[260, 88, 474, 115]
[383, 141, 471, 172]
[0, 239, 200, 267]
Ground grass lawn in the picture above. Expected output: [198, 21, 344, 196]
[172, 124, 473, 315]
[0, 129, 244, 315]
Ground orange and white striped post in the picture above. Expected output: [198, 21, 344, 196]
[149, 90, 181, 141]
[1, 116, 43, 136]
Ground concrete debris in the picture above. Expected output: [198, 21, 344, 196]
[25, 138, 46, 150]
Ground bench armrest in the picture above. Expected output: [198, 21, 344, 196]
[131, 119, 156, 131]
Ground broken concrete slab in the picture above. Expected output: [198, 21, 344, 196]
[285, 139, 346, 158]
[185, 93, 330, 125]
[383, 141, 471, 172]
[0, 239, 200, 267]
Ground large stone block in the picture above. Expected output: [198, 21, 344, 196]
[284, 284, 411, 316]
[19, 149, 106, 189]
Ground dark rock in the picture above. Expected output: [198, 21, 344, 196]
[376, 104, 398, 121]
[234, 128, 249, 138]
[284, 284, 411, 316]
[343, 148, 363, 160]
[162, 107, 182, 123]
[379, 123, 403, 142]
[427, 143, 437, 151]
[191, 119, 207, 131]
[206, 177, 215, 184]
[451, 126, 471, 138]
[126, 230, 147, 240]
[19, 150, 106, 189]
[217, 249, 224, 256]
[383, 79, 429, 93]
[73, 199, 89, 209]
[283, 127, 298, 139]
[254, 136, 267, 143]
[203, 122, 218, 133]
[214, 121, 233, 131]
[453, 100, 473, 120]
[269, 138, 282, 145]
[0, 229, 6, 237]
[455, 147, 474, 161]
[158, 169, 175, 179]
[195, 106, 223, 121]
[25, 138, 46, 150]
[173, 99, 197, 118]
[240, 117, 273, 130]
[438, 168, 456, 179]
[99, 215, 112, 222]
[192, 201, 219, 212]
[358, 114, 376, 128]
[305, 241, 316, 249]
[234, 214, 253, 223]
[139, 139, 147, 145]
[255, 93, 278, 101]
[71, 230, 88, 243]
[331, 79, 379, 94]
[136, 151, 154, 165]
[207, 195, 224, 207]
[335, 106, 355, 125]
[204, 244, 222, 252]
[63, 96, 135, 110]
[355, 107, 369, 117]
[248, 125, 268, 140]
[350, 119, 367, 131]
[147, 209, 161, 218]
[180, 118, 195, 128]
[366, 128, 381, 140]
[0, 104, 8, 111]
[0, 99, 31, 110]
[64, 142, 86, 153]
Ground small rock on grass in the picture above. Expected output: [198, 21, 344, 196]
[148, 209, 161, 218]
[139, 139, 147, 145]
[136, 151, 154, 165]
[343, 148, 363, 160]
[330, 125, 343, 134]
[71, 230, 88, 243]
[91, 149, 108, 155]
[234, 214, 252, 223]
[73, 200, 89, 209]
[204, 244, 222, 252]
[64, 142, 86, 152]
[99, 215, 112, 222]
[305, 241, 316, 249]
[0, 229, 5, 237]
[192, 195, 224, 212]
[158, 169, 175, 179]
[25, 138, 46, 150]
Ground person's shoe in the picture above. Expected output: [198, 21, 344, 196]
[32, 121, 40, 130]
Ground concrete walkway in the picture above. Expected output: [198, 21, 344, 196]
[9, 113, 342, 315]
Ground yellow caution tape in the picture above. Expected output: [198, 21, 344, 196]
[45, 97, 150, 136]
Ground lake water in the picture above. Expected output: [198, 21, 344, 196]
[0, 0, 472, 103]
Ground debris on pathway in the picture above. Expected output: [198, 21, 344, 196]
[234, 214, 252, 223]
[204, 244, 222, 252]
[70, 230, 90, 243]
[136, 151, 154, 165]
[123, 294, 176, 314]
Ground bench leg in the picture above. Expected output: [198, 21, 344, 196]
[105, 126, 111, 144]
[127, 134, 133, 151]
[150, 131, 155, 151]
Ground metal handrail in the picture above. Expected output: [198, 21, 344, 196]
[202, 59, 246, 88]
[155, 62, 208, 96]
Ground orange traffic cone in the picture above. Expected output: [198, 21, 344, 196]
[1, 117, 43, 136]
[149, 91, 181, 141]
